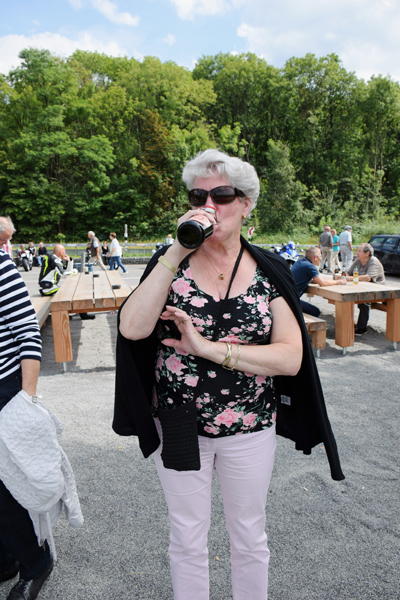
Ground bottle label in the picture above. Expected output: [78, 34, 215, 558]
[191, 214, 212, 227]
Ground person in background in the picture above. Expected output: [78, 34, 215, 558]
[0, 245, 54, 600]
[87, 231, 107, 271]
[164, 233, 174, 245]
[101, 241, 109, 266]
[346, 243, 385, 335]
[331, 229, 340, 269]
[38, 244, 72, 297]
[15, 244, 26, 261]
[37, 243, 47, 267]
[108, 232, 127, 273]
[38, 245, 94, 320]
[338, 226, 353, 270]
[28, 242, 37, 266]
[318, 225, 333, 273]
[0, 216, 14, 259]
[291, 246, 346, 316]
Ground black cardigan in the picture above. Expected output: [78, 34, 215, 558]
[113, 237, 345, 481]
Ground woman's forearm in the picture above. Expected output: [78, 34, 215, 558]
[119, 246, 189, 340]
[199, 338, 302, 377]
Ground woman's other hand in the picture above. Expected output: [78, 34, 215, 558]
[160, 305, 211, 358]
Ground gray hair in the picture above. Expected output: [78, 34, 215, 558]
[0, 216, 16, 236]
[362, 243, 374, 256]
[182, 149, 260, 214]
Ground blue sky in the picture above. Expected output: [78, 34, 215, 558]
[1, 0, 399, 82]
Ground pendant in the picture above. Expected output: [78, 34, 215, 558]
[219, 274, 224, 280]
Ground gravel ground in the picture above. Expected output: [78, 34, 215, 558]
[1, 265, 399, 600]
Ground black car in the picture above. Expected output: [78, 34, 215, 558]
[368, 234, 400, 275]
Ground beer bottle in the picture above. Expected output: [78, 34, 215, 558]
[177, 207, 215, 249]
[353, 265, 359, 285]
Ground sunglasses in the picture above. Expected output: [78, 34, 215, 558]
[188, 186, 245, 207]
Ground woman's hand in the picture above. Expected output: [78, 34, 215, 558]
[160, 305, 211, 358]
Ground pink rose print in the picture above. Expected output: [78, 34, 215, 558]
[271, 411, 277, 423]
[192, 316, 205, 327]
[221, 389, 230, 395]
[204, 425, 220, 435]
[231, 327, 241, 334]
[185, 375, 199, 387]
[156, 355, 164, 369]
[221, 334, 241, 343]
[165, 355, 187, 376]
[182, 267, 192, 279]
[258, 301, 268, 314]
[171, 278, 195, 297]
[191, 297, 208, 308]
[242, 413, 257, 427]
[223, 313, 231, 319]
[214, 408, 243, 428]
[244, 296, 256, 304]
[263, 317, 271, 327]
[207, 371, 217, 378]
[255, 375, 267, 386]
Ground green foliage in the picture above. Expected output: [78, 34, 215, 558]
[257, 140, 307, 233]
[0, 48, 399, 242]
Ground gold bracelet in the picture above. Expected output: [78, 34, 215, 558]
[231, 344, 241, 370]
[158, 255, 177, 275]
[222, 342, 232, 367]
[223, 344, 241, 371]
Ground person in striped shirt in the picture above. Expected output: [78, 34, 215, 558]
[0, 245, 54, 599]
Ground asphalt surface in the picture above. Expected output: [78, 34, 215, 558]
[1, 263, 399, 600]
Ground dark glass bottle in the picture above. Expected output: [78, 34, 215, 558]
[177, 208, 215, 249]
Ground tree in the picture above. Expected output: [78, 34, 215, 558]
[257, 140, 307, 233]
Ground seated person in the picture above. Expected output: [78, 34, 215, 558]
[37, 241, 47, 266]
[28, 241, 37, 265]
[38, 244, 73, 296]
[39, 245, 95, 320]
[346, 243, 385, 335]
[291, 246, 346, 317]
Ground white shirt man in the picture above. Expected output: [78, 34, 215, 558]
[338, 226, 353, 269]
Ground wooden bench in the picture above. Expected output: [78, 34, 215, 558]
[31, 296, 51, 329]
[303, 313, 326, 357]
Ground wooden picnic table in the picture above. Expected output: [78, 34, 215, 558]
[50, 270, 131, 369]
[306, 277, 400, 354]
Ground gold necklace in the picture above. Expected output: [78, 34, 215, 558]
[202, 252, 235, 280]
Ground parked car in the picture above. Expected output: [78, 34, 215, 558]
[368, 234, 400, 275]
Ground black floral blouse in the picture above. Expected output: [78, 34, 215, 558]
[153, 259, 281, 437]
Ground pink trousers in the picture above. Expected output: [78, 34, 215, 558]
[154, 422, 276, 600]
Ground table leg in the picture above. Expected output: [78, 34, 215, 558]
[51, 310, 73, 363]
[386, 298, 400, 349]
[335, 302, 354, 349]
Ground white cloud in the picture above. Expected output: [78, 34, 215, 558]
[163, 34, 176, 46]
[68, 0, 139, 26]
[170, 0, 232, 20]
[91, 0, 139, 26]
[235, 0, 400, 82]
[0, 32, 129, 75]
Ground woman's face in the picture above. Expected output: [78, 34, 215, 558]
[192, 175, 251, 247]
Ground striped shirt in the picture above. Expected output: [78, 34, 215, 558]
[0, 250, 41, 380]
